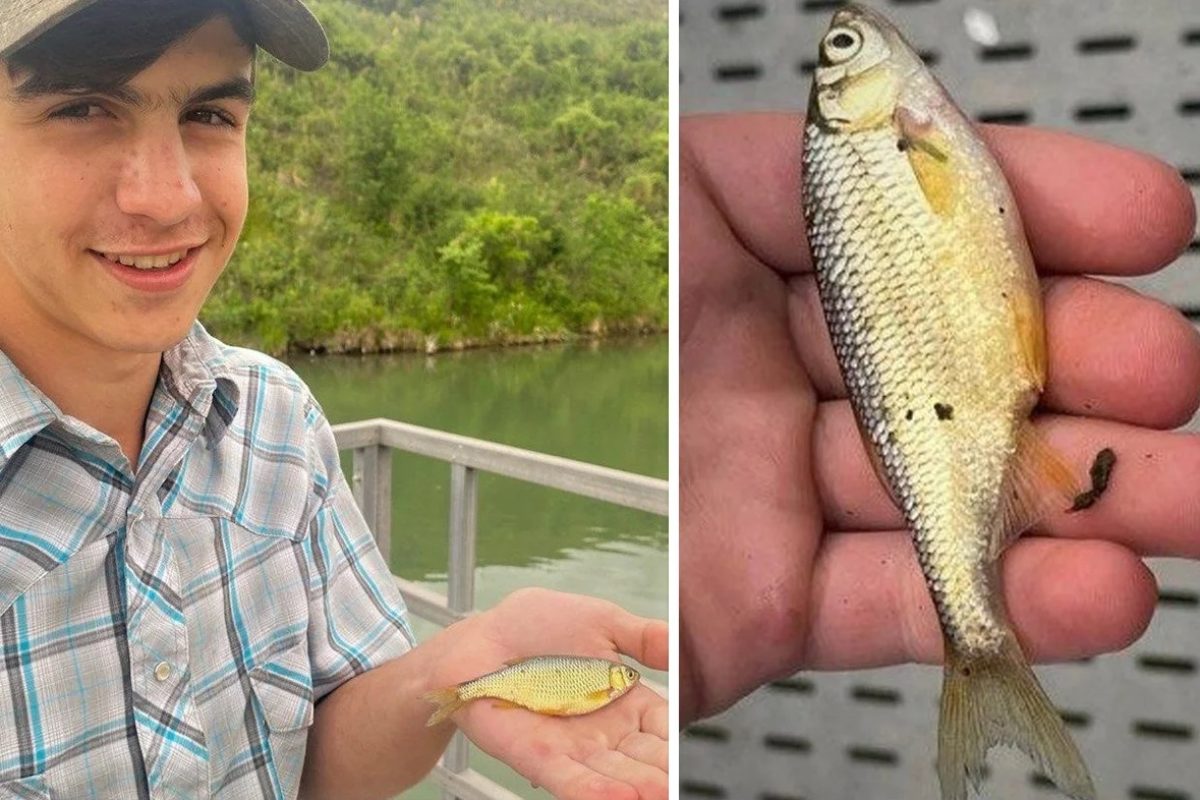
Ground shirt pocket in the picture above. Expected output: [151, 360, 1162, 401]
[249, 640, 314, 798]
[0, 774, 51, 800]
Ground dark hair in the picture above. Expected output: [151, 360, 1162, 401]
[6, 0, 256, 96]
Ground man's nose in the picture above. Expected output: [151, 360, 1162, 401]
[114, 128, 202, 227]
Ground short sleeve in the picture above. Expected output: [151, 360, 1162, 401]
[302, 407, 415, 704]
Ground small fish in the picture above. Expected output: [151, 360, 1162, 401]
[423, 655, 640, 726]
[802, 5, 1095, 800]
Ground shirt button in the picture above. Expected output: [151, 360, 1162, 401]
[154, 662, 172, 682]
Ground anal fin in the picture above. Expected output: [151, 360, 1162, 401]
[992, 421, 1081, 558]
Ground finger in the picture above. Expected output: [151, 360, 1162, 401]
[610, 615, 668, 672]
[583, 750, 668, 800]
[534, 755, 638, 800]
[617, 731, 668, 773]
[990, 125, 1197, 275]
[814, 399, 1200, 557]
[641, 699, 667, 740]
[803, 532, 1157, 670]
[682, 113, 1194, 278]
[789, 273, 1200, 426]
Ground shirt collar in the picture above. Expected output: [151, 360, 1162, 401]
[0, 349, 59, 467]
[158, 321, 242, 444]
[0, 322, 242, 472]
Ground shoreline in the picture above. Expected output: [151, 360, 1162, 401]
[218, 324, 669, 358]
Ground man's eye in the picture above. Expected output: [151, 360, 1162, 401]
[186, 108, 237, 127]
[49, 102, 106, 121]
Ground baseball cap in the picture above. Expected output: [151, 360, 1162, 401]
[0, 0, 330, 71]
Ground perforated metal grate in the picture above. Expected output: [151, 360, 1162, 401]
[681, 1, 1200, 798]
[681, 0, 1200, 308]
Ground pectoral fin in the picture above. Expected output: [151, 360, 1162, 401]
[896, 106, 957, 216]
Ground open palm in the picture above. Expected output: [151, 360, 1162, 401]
[434, 589, 667, 800]
[680, 113, 1200, 724]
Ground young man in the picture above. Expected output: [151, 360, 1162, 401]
[0, 1, 668, 798]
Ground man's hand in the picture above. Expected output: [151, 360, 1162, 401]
[681, 112, 1200, 724]
[436, 589, 667, 800]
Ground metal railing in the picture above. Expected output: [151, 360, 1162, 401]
[331, 418, 669, 800]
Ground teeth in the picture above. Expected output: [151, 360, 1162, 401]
[101, 249, 189, 270]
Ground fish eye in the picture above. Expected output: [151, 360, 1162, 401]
[823, 27, 862, 61]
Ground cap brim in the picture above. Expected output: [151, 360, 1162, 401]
[0, 0, 329, 72]
[0, 0, 104, 61]
[244, 0, 329, 72]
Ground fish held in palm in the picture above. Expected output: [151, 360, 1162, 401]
[423, 655, 640, 726]
[801, 4, 1095, 799]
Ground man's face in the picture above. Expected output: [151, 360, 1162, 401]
[0, 16, 254, 357]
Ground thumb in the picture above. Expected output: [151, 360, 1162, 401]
[611, 610, 668, 672]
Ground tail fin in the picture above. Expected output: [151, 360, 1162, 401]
[938, 638, 1094, 800]
[422, 686, 466, 727]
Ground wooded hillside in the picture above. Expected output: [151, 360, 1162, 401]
[201, 0, 668, 354]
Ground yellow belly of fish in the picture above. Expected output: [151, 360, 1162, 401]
[804, 122, 1036, 655]
[464, 667, 613, 715]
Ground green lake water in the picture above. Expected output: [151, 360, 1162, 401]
[286, 335, 668, 799]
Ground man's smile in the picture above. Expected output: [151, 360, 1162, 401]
[88, 243, 204, 292]
[98, 247, 194, 270]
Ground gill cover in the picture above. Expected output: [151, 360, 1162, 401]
[811, 7, 893, 129]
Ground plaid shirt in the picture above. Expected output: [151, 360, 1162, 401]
[0, 324, 414, 799]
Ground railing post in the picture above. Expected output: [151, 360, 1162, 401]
[351, 447, 366, 510]
[442, 462, 479, 799]
[352, 435, 393, 564]
[365, 445, 392, 563]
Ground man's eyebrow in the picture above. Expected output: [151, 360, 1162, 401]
[10, 76, 255, 108]
[182, 78, 256, 107]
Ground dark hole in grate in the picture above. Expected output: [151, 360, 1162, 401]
[717, 3, 765, 22]
[682, 781, 728, 798]
[686, 724, 731, 742]
[847, 746, 899, 765]
[770, 677, 815, 694]
[916, 50, 940, 66]
[979, 43, 1035, 61]
[761, 794, 807, 800]
[1138, 654, 1197, 674]
[977, 110, 1031, 125]
[1189, 240, 1200, 254]
[1059, 709, 1091, 729]
[1133, 720, 1194, 741]
[764, 734, 812, 753]
[1184, 168, 1200, 184]
[1180, 100, 1200, 116]
[1184, 29, 1200, 45]
[850, 685, 902, 705]
[1130, 788, 1191, 800]
[1158, 588, 1200, 606]
[714, 63, 763, 82]
[800, 0, 846, 11]
[890, 0, 940, 5]
[797, 59, 819, 76]
[1078, 34, 1137, 54]
[1030, 772, 1057, 790]
[1075, 103, 1132, 122]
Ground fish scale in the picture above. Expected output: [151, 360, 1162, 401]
[422, 654, 640, 725]
[805, 118, 1024, 654]
[800, 5, 1095, 799]
[461, 656, 612, 706]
